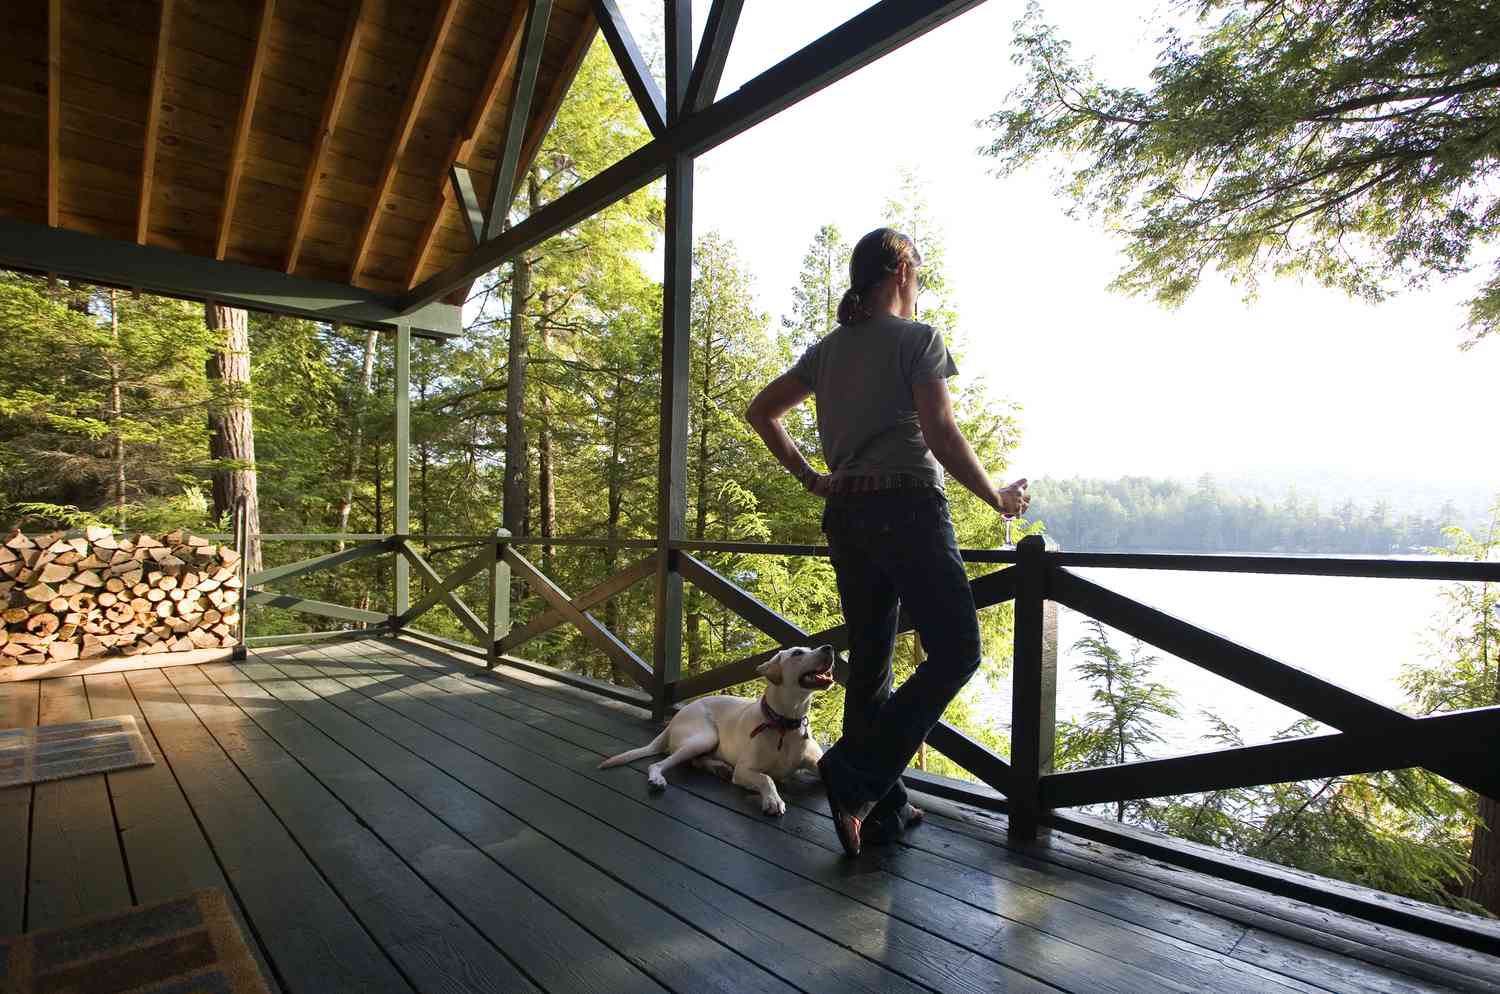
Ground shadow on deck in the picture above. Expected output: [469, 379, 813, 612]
[3, 636, 1499, 993]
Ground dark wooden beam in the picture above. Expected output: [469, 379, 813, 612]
[1041, 705, 1500, 809]
[684, 0, 743, 113]
[678, 553, 804, 645]
[350, 0, 460, 284]
[402, 0, 986, 312]
[671, 565, 1016, 700]
[286, 0, 366, 274]
[1052, 551, 1500, 582]
[670, 621, 850, 701]
[653, 2, 694, 719]
[449, 165, 486, 245]
[504, 546, 653, 690]
[405, 1, 529, 286]
[590, 0, 666, 135]
[217, 0, 276, 261]
[1008, 536, 1055, 840]
[0, 218, 460, 339]
[1048, 566, 1500, 799]
[495, 554, 657, 653]
[47, 0, 60, 228]
[137, 0, 175, 245]
[484, 0, 555, 241]
[925, 723, 1012, 796]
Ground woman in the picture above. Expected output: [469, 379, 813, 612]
[746, 227, 1028, 856]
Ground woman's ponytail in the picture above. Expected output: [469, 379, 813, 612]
[838, 227, 921, 327]
[836, 287, 867, 326]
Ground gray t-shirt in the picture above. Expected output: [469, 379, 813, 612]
[790, 315, 958, 490]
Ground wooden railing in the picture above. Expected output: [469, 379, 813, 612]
[238, 530, 1500, 831]
[221, 524, 1500, 943]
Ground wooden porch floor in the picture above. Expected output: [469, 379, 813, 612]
[3, 638, 1499, 994]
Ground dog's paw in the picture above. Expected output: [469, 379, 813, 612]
[762, 794, 786, 816]
[647, 766, 667, 790]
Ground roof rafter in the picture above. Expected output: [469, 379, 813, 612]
[591, 0, 666, 137]
[216, 0, 276, 261]
[404, 0, 529, 288]
[684, 0, 743, 114]
[136, 0, 175, 245]
[484, 0, 555, 241]
[47, 0, 60, 228]
[350, 0, 460, 286]
[286, 0, 367, 274]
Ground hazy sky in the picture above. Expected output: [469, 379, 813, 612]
[616, 1, 1497, 490]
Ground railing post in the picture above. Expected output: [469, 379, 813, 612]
[232, 494, 249, 660]
[488, 528, 511, 669]
[1009, 534, 1057, 841]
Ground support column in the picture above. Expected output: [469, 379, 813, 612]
[1009, 534, 1058, 840]
[653, 0, 694, 720]
[394, 322, 411, 616]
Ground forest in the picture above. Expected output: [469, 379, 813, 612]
[1029, 475, 1464, 553]
[1, 34, 1496, 917]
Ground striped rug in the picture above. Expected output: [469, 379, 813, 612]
[0, 716, 154, 788]
[0, 889, 271, 994]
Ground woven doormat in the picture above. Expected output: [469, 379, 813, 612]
[0, 716, 154, 789]
[0, 888, 271, 994]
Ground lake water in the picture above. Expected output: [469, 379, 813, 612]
[974, 561, 1466, 756]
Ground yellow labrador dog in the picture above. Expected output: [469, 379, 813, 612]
[599, 645, 836, 816]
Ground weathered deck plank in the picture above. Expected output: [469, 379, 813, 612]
[82, 671, 283, 994]
[188, 662, 667, 994]
[2, 639, 1496, 994]
[161, 664, 540, 994]
[26, 677, 133, 930]
[363, 646, 1323, 994]
[375, 639, 1491, 994]
[239, 656, 936, 994]
[123, 668, 413, 994]
[294, 646, 1217, 994]
[0, 681, 39, 935]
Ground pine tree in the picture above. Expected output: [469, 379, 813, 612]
[1056, 619, 1180, 822]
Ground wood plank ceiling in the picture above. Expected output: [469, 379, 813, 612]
[0, 0, 598, 296]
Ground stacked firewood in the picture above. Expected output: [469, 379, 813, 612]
[0, 526, 242, 665]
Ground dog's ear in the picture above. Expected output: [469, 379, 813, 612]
[755, 653, 785, 686]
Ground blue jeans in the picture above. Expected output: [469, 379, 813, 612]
[819, 489, 983, 827]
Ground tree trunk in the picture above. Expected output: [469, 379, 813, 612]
[687, 339, 712, 672]
[538, 296, 555, 576]
[205, 302, 261, 572]
[334, 326, 378, 550]
[107, 290, 126, 526]
[603, 372, 624, 640]
[502, 176, 540, 537]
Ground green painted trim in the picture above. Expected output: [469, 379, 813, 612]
[394, 542, 489, 641]
[0, 218, 459, 340]
[246, 590, 389, 625]
[249, 539, 392, 587]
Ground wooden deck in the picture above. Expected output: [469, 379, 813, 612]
[3, 638, 1499, 994]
